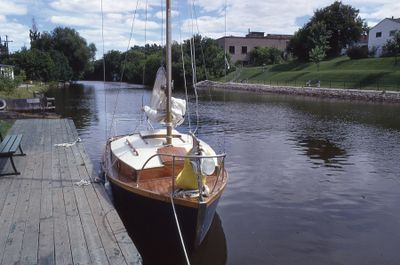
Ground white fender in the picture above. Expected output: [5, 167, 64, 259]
[0, 99, 6, 111]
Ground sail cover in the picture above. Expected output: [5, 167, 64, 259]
[143, 67, 186, 127]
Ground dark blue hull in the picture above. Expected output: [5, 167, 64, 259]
[110, 181, 220, 252]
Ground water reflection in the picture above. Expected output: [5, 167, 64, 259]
[118, 207, 227, 265]
[48, 82, 400, 265]
[47, 83, 97, 129]
[296, 137, 347, 168]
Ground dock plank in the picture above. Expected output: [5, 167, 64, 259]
[0, 119, 141, 265]
[0, 120, 34, 265]
[66, 119, 141, 264]
[18, 120, 43, 265]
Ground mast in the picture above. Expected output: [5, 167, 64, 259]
[166, 0, 172, 145]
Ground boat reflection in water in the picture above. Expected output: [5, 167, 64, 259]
[113, 196, 227, 265]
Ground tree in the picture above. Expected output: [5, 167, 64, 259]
[49, 50, 73, 81]
[29, 17, 41, 45]
[383, 32, 400, 64]
[309, 46, 326, 71]
[104, 50, 122, 81]
[52, 27, 91, 79]
[308, 22, 330, 70]
[13, 48, 55, 81]
[249, 47, 283, 66]
[287, 27, 313, 61]
[31, 27, 93, 79]
[30, 31, 52, 53]
[311, 1, 367, 57]
[287, 1, 366, 60]
[83, 35, 226, 86]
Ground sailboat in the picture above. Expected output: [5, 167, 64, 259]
[102, 0, 228, 249]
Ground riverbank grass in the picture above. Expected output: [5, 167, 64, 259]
[0, 82, 50, 99]
[0, 120, 14, 136]
[222, 56, 400, 91]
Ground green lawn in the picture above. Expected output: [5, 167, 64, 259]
[0, 82, 50, 99]
[220, 56, 400, 90]
[0, 120, 14, 137]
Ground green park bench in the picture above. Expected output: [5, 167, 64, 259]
[0, 131, 25, 176]
[305, 80, 321, 87]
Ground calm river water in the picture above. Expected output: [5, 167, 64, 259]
[49, 81, 400, 265]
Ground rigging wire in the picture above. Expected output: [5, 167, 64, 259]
[167, 4, 191, 265]
[160, 0, 164, 65]
[178, 9, 192, 132]
[192, 0, 209, 81]
[224, 0, 228, 82]
[189, 1, 200, 134]
[191, 0, 213, 102]
[223, 0, 227, 153]
[100, 0, 106, 141]
[108, 0, 140, 138]
[143, 0, 148, 85]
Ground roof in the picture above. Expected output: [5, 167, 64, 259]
[388, 18, 400, 24]
[0, 64, 14, 68]
[370, 17, 400, 31]
[217, 34, 293, 41]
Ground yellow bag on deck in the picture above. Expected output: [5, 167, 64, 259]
[176, 158, 206, 190]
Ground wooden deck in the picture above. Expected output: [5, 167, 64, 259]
[0, 119, 141, 265]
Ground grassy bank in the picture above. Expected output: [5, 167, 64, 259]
[220, 56, 400, 91]
[0, 82, 51, 99]
[0, 120, 14, 136]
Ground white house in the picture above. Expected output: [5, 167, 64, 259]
[0, 64, 14, 80]
[368, 17, 400, 57]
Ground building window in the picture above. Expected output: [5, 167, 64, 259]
[229, 46, 235, 54]
[241, 46, 247, 54]
[390, 30, 397, 36]
[376, 32, 382, 38]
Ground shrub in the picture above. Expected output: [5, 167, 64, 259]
[346, 46, 368, 59]
[249, 47, 284, 66]
[0, 77, 15, 93]
[0, 76, 23, 94]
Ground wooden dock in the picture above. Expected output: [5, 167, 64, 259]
[0, 119, 141, 265]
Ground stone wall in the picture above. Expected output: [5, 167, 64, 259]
[196, 80, 400, 103]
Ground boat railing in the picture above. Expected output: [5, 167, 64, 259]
[138, 153, 227, 197]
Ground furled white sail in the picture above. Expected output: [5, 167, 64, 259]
[143, 67, 186, 127]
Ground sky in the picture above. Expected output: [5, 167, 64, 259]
[0, 0, 399, 57]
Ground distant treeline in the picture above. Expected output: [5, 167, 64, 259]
[85, 34, 228, 87]
[3, 27, 96, 82]
[1, 25, 229, 86]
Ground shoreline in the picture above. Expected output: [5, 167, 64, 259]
[196, 80, 400, 103]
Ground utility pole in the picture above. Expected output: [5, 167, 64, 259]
[4, 35, 13, 56]
[0, 35, 13, 58]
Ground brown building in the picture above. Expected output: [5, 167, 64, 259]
[216, 31, 292, 64]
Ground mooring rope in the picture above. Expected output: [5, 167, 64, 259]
[170, 194, 191, 265]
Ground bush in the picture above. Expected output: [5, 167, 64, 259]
[346, 46, 368, 59]
[0, 75, 23, 94]
[0, 77, 15, 93]
[249, 47, 284, 66]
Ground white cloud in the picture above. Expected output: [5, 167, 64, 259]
[0, 20, 30, 51]
[2, 0, 400, 56]
[154, 9, 180, 19]
[0, 1, 27, 15]
[49, 0, 160, 13]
